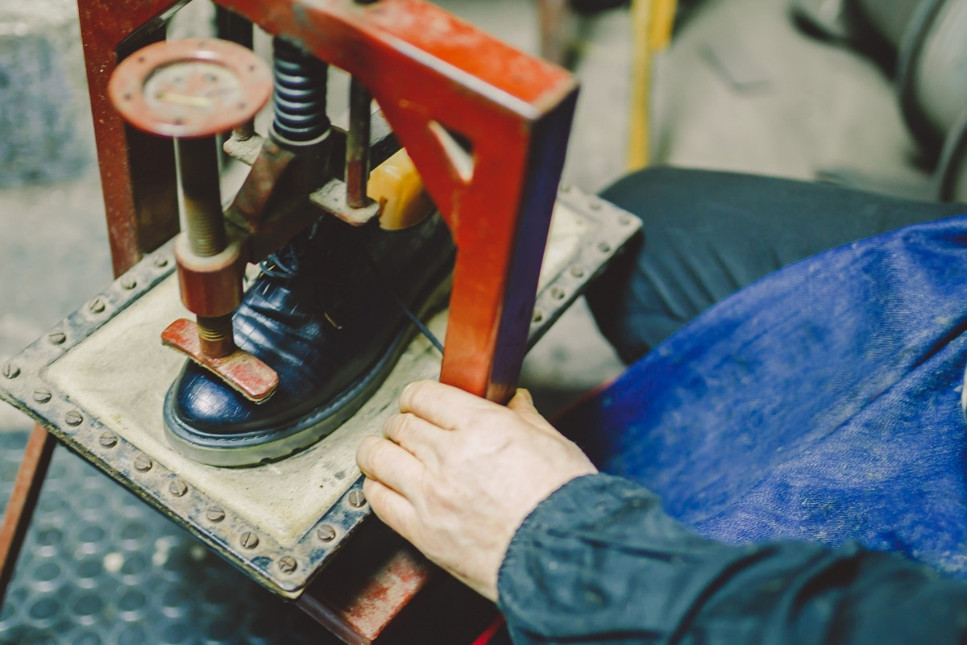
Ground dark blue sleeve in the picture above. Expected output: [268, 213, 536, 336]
[496, 474, 967, 644]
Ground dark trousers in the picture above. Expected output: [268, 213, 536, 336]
[587, 167, 966, 363]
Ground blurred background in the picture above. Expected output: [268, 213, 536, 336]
[0, 0, 964, 641]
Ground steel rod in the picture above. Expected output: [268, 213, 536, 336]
[0, 424, 57, 607]
[177, 136, 226, 257]
[346, 76, 372, 208]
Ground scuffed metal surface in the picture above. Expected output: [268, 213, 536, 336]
[310, 178, 381, 227]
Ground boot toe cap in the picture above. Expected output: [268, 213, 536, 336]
[167, 363, 255, 436]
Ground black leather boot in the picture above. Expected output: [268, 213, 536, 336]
[163, 214, 454, 466]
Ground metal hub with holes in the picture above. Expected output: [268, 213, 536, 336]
[108, 38, 272, 139]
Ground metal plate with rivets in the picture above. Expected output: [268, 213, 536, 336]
[0, 187, 639, 599]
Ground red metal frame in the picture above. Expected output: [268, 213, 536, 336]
[61, 0, 577, 639]
[79, 0, 577, 402]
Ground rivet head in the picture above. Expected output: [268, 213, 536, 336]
[153, 255, 169, 268]
[531, 309, 545, 324]
[99, 432, 118, 448]
[121, 277, 137, 290]
[619, 214, 633, 225]
[2, 363, 20, 379]
[570, 265, 586, 279]
[64, 410, 83, 426]
[550, 286, 567, 301]
[597, 241, 612, 253]
[316, 525, 336, 543]
[88, 298, 105, 314]
[240, 532, 260, 549]
[589, 200, 602, 211]
[278, 556, 298, 574]
[133, 455, 153, 472]
[168, 479, 188, 497]
[32, 389, 51, 404]
[347, 490, 366, 508]
[48, 331, 66, 345]
[206, 506, 225, 523]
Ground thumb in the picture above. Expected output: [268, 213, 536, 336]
[507, 387, 536, 412]
[507, 389, 562, 435]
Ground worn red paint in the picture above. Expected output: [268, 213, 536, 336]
[162, 318, 278, 402]
[77, 0, 576, 636]
[341, 547, 428, 638]
[108, 37, 272, 140]
[79, 0, 576, 402]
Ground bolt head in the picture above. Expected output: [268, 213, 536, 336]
[347, 490, 367, 508]
[169, 479, 188, 497]
[317, 525, 337, 543]
[48, 331, 66, 345]
[64, 410, 83, 426]
[240, 532, 260, 549]
[2, 363, 21, 379]
[133, 455, 153, 472]
[88, 299, 105, 314]
[32, 389, 51, 404]
[121, 277, 137, 290]
[99, 432, 118, 448]
[154, 255, 169, 268]
[206, 506, 225, 523]
[278, 556, 298, 574]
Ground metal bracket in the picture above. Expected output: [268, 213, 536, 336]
[310, 178, 382, 227]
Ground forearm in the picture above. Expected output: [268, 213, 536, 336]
[498, 474, 967, 645]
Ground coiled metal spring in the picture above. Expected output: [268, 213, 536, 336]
[272, 38, 330, 143]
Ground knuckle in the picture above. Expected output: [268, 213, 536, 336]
[356, 435, 379, 465]
[401, 380, 435, 412]
[382, 413, 402, 439]
[385, 413, 417, 444]
[360, 437, 397, 475]
[370, 439, 396, 465]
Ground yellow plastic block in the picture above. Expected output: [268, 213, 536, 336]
[368, 148, 435, 230]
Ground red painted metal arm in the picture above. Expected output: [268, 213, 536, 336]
[79, 0, 578, 402]
[218, 0, 579, 401]
[0, 425, 57, 608]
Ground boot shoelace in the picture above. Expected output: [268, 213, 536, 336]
[258, 239, 445, 354]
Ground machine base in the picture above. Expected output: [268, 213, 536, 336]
[0, 187, 639, 601]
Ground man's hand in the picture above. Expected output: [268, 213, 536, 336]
[356, 380, 597, 601]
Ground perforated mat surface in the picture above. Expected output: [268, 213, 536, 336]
[0, 431, 342, 645]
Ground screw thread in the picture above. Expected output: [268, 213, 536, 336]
[197, 316, 235, 358]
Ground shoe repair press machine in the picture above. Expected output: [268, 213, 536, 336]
[0, 1, 639, 641]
